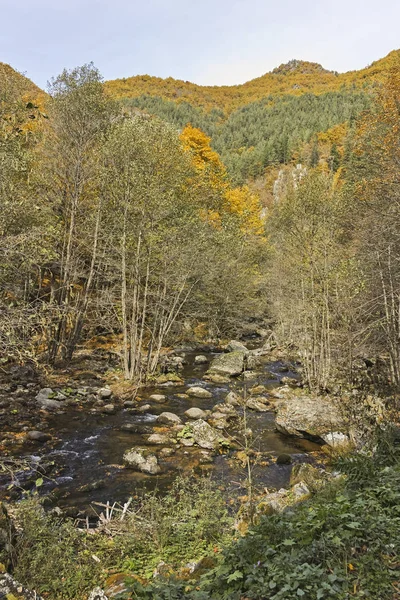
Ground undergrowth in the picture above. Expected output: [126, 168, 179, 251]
[4, 429, 400, 600]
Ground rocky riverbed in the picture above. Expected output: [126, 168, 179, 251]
[0, 342, 341, 518]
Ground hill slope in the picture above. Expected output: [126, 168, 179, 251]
[105, 50, 400, 113]
[104, 50, 399, 183]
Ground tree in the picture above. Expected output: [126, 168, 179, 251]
[267, 171, 355, 391]
[39, 63, 117, 363]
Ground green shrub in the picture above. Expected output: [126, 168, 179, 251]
[123, 451, 400, 599]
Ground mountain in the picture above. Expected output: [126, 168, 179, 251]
[104, 50, 399, 184]
[104, 50, 400, 113]
[0, 61, 42, 97]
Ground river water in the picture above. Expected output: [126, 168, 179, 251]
[1, 351, 321, 516]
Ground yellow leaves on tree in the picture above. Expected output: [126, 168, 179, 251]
[180, 125, 264, 236]
[355, 59, 400, 201]
[224, 187, 265, 235]
[180, 124, 227, 191]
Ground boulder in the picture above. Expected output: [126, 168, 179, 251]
[35, 388, 62, 410]
[246, 397, 269, 412]
[194, 355, 208, 364]
[37, 398, 62, 410]
[243, 371, 258, 381]
[212, 403, 237, 417]
[147, 433, 171, 445]
[156, 412, 182, 425]
[150, 394, 166, 403]
[206, 351, 245, 378]
[180, 437, 195, 447]
[27, 430, 52, 443]
[191, 419, 225, 449]
[88, 587, 108, 600]
[0, 573, 43, 600]
[275, 395, 345, 441]
[123, 400, 136, 408]
[187, 386, 212, 399]
[225, 391, 241, 406]
[128, 403, 151, 413]
[291, 482, 311, 501]
[226, 340, 249, 354]
[185, 407, 207, 419]
[321, 431, 351, 448]
[290, 463, 326, 492]
[123, 448, 161, 474]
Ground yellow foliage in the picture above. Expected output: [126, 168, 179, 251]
[104, 50, 400, 115]
[224, 187, 265, 235]
[180, 124, 224, 172]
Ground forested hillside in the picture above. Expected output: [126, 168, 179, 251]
[105, 51, 399, 183]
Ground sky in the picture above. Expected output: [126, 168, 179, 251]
[1, 0, 399, 89]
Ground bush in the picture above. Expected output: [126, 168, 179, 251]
[124, 450, 400, 599]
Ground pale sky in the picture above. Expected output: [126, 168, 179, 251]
[1, 0, 399, 89]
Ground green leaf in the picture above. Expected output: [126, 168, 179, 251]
[35, 477, 44, 488]
[227, 570, 243, 583]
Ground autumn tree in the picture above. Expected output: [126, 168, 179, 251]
[39, 63, 117, 362]
[348, 62, 400, 387]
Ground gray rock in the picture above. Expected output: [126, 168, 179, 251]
[123, 400, 136, 408]
[191, 419, 225, 449]
[98, 388, 112, 399]
[291, 482, 311, 500]
[37, 398, 62, 410]
[88, 587, 108, 600]
[246, 397, 269, 412]
[225, 391, 241, 406]
[156, 412, 182, 425]
[101, 404, 115, 414]
[206, 351, 245, 378]
[147, 433, 171, 445]
[0, 573, 43, 600]
[35, 387, 53, 400]
[128, 403, 151, 413]
[226, 340, 249, 354]
[194, 355, 208, 364]
[321, 431, 350, 448]
[27, 431, 52, 443]
[243, 371, 258, 381]
[150, 394, 166, 403]
[120, 423, 152, 434]
[159, 447, 176, 457]
[212, 403, 237, 417]
[123, 447, 161, 474]
[180, 437, 195, 447]
[275, 395, 345, 440]
[185, 407, 207, 419]
[187, 386, 212, 399]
